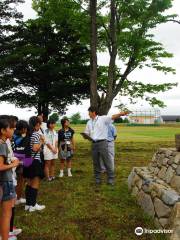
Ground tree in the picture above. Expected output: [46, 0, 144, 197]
[0, 0, 24, 62]
[0, 3, 90, 119]
[0, 0, 24, 94]
[49, 113, 59, 122]
[70, 112, 81, 124]
[114, 117, 123, 123]
[87, 0, 178, 115]
[0, 0, 24, 31]
[123, 118, 129, 124]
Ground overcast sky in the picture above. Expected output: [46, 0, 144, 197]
[0, 0, 180, 119]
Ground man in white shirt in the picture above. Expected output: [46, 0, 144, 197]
[84, 106, 129, 185]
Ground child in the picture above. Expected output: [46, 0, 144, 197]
[58, 118, 75, 177]
[44, 120, 58, 181]
[13, 120, 30, 204]
[0, 117, 20, 240]
[23, 116, 45, 212]
[0, 115, 22, 240]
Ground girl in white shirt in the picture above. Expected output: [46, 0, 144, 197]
[44, 120, 58, 181]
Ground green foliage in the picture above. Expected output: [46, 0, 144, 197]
[0, 0, 24, 83]
[114, 117, 123, 123]
[92, 0, 177, 109]
[69, 112, 88, 124]
[123, 118, 130, 123]
[114, 117, 129, 123]
[70, 112, 82, 124]
[32, 0, 90, 45]
[0, 0, 24, 26]
[121, 80, 177, 107]
[0, 4, 90, 115]
[49, 112, 59, 122]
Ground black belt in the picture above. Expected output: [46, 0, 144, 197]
[92, 139, 106, 143]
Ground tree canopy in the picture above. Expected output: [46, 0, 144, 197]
[0, 0, 90, 117]
[88, 0, 178, 114]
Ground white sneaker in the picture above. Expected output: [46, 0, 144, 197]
[59, 171, 64, 178]
[34, 203, 46, 211]
[28, 206, 36, 212]
[68, 169, 72, 177]
[28, 203, 45, 212]
[25, 205, 30, 211]
[11, 228, 22, 236]
[28, 204, 45, 212]
[19, 198, 26, 203]
[16, 198, 26, 205]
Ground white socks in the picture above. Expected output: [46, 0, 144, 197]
[59, 170, 64, 178]
[59, 169, 72, 177]
[67, 168, 72, 177]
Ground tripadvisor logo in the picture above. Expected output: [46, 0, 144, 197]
[135, 227, 144, 236]
[135, 227, 173, 236]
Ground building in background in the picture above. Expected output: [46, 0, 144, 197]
[161, 115, 180, 124]
[129, 109, 162, 125]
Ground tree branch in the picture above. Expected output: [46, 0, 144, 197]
[101, 20, 112, 54]
[106, 0, 117, 103]
[113, 55, 137, 97]
[165, 19, 180, 24]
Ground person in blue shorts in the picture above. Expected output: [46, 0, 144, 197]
[0, 117, 20, 240]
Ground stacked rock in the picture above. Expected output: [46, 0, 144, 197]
[128, 147, 180, 240]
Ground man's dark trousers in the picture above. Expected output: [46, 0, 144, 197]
[92, 140, 114, 184]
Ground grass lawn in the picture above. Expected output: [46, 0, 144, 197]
[17, 124, 180, 240]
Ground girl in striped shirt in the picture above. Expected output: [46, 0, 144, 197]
[24, 116, 45, 212]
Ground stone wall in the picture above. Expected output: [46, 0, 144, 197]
[128, 148, 180, 240]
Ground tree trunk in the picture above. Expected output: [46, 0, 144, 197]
[107, 0, 117, 102]
[38, 80, 49, 121]
[37, 101, 49, 122]
[98, 100, 113, 116]
[42, 102, 49, 122]
[38, 102, 42, 115]
[89, 0, 118, 115]
[89, 0, 99, 108]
